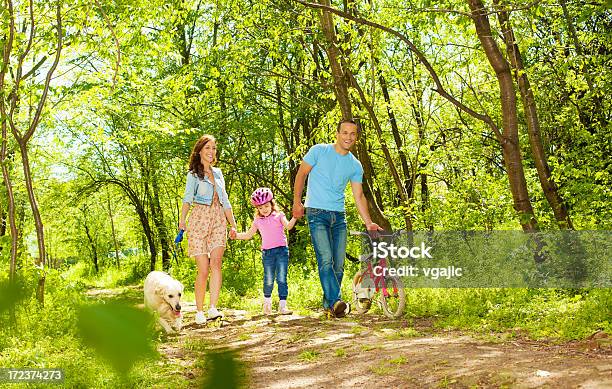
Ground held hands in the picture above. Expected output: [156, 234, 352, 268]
[286, 216, 298, 230]
[229, 227, 237, 240]
[292, 201, 305, 219]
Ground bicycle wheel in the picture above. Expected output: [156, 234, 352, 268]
[381, 276, 406, 319]
[352, 270, 372, 314]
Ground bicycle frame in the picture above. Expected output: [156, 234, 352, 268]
[351, 230, 405, 298]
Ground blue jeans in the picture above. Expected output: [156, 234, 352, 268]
[306, 208, 347, 309]
[262, 246, 289, 299]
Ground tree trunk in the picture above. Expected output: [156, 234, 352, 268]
[0, 160, 18, 282]
[138, 202, 158, 271]
[468, 0, 538, 231]
[355, 136, 393, 231]
[83, 220, 99, 273]
[104, 179, 157, 270]
[559, 0, 607, 132]
[349, 71, 412, 230]
[139, 159, 163, 271]
[150, 167, 171, 271]
[318, 0, 352, 119]
[0, 89, 18, 283]
[106, 190, 121, 268]
[317, 0, 391, 230]
[495, 3, 573, 229]
[0, 203, 6, 237]
[378, 68, 412, 187]
[19, 144, 48, 303]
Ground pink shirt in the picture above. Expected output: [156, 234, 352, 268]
[253, 212, 288, 250]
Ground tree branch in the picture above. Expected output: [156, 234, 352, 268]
[292, 0, 504, 142]
[94, 0, 121, 86]
[24, 1, 63, 142]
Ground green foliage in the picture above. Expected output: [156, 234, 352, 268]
[403, 288, 611, 340]
[0, 280, 24, 316]
[77, 302, 158, 375]
[1, 1, 611, 385]
[298, 350, 320, 362]
[201, 350, 245, 389]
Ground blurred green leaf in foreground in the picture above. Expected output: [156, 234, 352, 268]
[202, 350, 244, 389]
[77, 302, 158, 375]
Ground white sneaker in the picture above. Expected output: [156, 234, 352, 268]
[263, 301, 272, 315]
[208, 307, 223, 320]
[278, 300, 292, 315]
[195, 311, 206, 324]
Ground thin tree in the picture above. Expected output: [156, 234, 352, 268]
[495, 0, 573, 229]
[316, 0, 392, 230]
[0, 0, 19, 282]
[1, 0, 63, 299]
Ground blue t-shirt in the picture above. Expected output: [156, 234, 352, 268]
[303, 144, 363, 212]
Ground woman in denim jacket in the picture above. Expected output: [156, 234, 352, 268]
[179, 134, 237, 324]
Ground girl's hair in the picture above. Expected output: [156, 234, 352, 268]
[188, 135, 217, 179]
[254, 198, 280, 218]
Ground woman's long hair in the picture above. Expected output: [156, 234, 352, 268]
[188, 135, 217, 179]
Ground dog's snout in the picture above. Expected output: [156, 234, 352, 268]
[175, 304, 181, 311]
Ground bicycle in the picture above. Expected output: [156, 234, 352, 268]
[348, 230, 406, 319]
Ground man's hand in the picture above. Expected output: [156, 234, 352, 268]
[366, 222, 383, 231]
[365, 221, 383, 239]
[293, 201, 305, 219]
[292, 161, 312, 220]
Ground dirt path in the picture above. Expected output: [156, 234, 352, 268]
[161, 301, 612, 389]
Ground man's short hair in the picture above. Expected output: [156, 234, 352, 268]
[336, 119, 361, 134]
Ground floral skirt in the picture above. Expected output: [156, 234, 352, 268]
[187, 199, 227, 257]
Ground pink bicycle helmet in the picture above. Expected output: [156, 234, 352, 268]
[250, 187, 273, 206]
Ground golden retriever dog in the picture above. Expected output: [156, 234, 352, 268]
[144, 271, 184, 333]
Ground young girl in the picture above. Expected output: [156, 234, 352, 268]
[235, 188, 297, 315]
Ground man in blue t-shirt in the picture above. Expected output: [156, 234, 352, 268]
[293, 119, 382, 318]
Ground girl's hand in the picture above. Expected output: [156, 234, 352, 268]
[179, 220, 187, 230]
[229, 227, 237, 239]
[286, 216, 298, 230]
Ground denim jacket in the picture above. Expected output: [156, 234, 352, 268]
[182, 167, 232, 210]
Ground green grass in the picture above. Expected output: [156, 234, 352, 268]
[385, 327, 421, 340]
[350, 325, 367, 335]
[369, 361, 394, 376]
[360, 344, 380, 351]
[286, 333, 307, 344]
[403, 288, 611, 340]
[1, 247, 610, 388]
[389, 356, 407, 364]
[436, 375, 458, 388]
[238, 333, 250, 342]
[298, 350, 320, 362]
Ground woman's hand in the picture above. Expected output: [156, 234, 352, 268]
[179, 220, 187, 230]
[229, 227, 237, 239]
